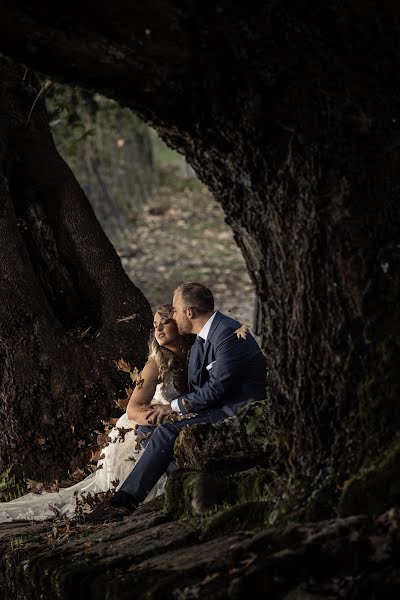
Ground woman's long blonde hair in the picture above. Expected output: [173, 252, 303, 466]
[148, 304, 194, 394]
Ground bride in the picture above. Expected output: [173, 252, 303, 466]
[0, 304, 193, 523]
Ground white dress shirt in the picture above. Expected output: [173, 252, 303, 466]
[170, 312, 217, 413]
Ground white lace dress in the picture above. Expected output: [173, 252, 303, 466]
[0, 380, 178, 523]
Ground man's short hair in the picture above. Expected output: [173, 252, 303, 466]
[175, 282, 214, 314]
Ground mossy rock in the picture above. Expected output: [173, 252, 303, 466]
[164, 466, 273, 518]
[202, 501, 271, 537]
[173, 399, 272, 471]
[164, 470, 232, 517]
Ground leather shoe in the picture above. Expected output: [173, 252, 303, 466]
[82, 498, 136, 524]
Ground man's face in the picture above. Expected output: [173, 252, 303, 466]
[172, 290, 192, 334]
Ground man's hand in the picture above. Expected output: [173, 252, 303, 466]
[143, 404, 173, 425]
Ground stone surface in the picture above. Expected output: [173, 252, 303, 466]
[164, 466, 273, 518]
[1, 498, 399, 599]
[174, 400, 273, 471]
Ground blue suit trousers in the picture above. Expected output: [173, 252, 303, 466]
[120, 408, 226, 502]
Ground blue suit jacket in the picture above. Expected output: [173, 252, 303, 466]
[177, 311, 267, 416]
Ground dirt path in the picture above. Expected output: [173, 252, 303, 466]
[116, 173, 256, 328]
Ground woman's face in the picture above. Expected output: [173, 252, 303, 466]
[153, 311, 179, 347]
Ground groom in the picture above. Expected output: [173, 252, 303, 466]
[85, 282, 267, 523]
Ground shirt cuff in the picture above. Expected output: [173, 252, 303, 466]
[177, 398, 189, 415]
[171, 399, 181, 413]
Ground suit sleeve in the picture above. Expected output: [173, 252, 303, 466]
[176, 330, 251, 413]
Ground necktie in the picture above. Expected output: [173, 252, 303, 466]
[195, 335, 205, 369]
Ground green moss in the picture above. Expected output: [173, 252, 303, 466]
[233, 467, 272, 504]
[201, 501, 270, 537]
[332, 335, 400, 510]
[165, 467, 273, 520]
[0, 466, 26, 501]
[164, 470, 204, 517]
[304, 478, 338, 522]
[338, 432, 400, 516]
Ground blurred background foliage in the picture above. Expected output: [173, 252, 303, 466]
[47, 84, 183, 241]
[45, 84, 256, 327]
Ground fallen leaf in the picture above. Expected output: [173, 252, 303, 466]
[115, 387, 133, 410]
[45, 480, 60, 493]
[114, 357, 132, 373]
[91, 449, 102, 462]
[116, 426, 134, 442]
[115, 397, 129, 410]
[25, 479, 44, 494]
[117, 313, 138, 323]
[136, 375, 145, 390]
[48, 514, 72, 541]
[135, 431, 152, 451]
[234, 323, 250, 339]
[130, 367, 139, 383]
[96, 433, 111, 447]
[71, 468, 86, 482]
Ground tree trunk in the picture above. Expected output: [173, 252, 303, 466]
[0, 2, 399, 516]
[0, 60, 152, 485]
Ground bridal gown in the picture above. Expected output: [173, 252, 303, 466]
[0, 380, 178, 523]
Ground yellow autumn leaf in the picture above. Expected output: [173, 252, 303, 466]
[234, 323, 250, 339]
[130, 367, 139, 383]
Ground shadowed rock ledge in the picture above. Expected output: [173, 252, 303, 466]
[1, 402, 399, 599]
[0, 498, 399, 599]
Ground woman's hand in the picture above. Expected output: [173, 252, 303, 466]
[143, 404, 173, 425]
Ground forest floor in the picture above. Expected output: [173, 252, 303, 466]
[113, 167, 257, 329]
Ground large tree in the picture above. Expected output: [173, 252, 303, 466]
[0, 59, 152, 486]
[0, 1, 399, 517]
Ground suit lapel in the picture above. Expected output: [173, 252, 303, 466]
[198, 311, 224, 384]
[206, 311, 223, 342]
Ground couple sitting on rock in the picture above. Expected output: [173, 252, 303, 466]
[87, 282, 267, 522]
[0, 282, 267, 524]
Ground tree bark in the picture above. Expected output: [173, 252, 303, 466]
[0, 60, 152, 484]
[0, 2, 399, 515]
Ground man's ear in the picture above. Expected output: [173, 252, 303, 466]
[186, 307, 194, 319]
